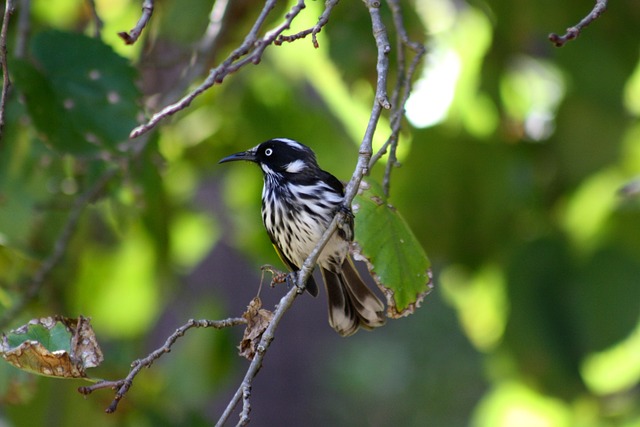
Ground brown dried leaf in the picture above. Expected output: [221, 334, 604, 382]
[0, 316, 103, 380]
[237, 298, 273, 360]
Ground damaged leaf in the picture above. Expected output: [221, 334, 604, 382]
[0, 316, 103, 380]
[238, 298, 273, 360]
[352, 179, 433, 318]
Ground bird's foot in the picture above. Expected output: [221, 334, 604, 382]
[260, 264, 290, 289]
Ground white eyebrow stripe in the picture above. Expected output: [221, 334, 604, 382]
[285, 159, 306, 173]
[274, 138, 304, 151]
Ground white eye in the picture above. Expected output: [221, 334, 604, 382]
[264, 148, 273, 156]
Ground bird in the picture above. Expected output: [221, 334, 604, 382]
[219, 138, 386, 336]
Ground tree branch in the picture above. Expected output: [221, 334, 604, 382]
[379, 0, 425, 197]
[0, 0, 16, 142]
[130, 0, 310, 139]
[548, 0, 607, 47]
[78, 317, 246, 413]
[274, 0, 340, 48]
[118, 0, 153, 45]
[341, 0, 393, 207]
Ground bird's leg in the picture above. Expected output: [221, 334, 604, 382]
[336, 203, 354, 219]
[335, 203, 355, 241]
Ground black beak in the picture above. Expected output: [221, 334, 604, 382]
[218, 150, 257, 164]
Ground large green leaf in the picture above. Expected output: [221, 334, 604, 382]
[352, 179, 433, 317]
[11, 30, 140, 154]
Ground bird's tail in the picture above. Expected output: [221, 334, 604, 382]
[321, 257, 386, 337]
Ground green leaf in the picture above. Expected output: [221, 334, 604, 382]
[11, 30, 140, 154]
[0, 316, 103, 380]
[352, 179, 433, 317]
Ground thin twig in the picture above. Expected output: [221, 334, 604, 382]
[118, 0, 154, 45]
[130, 0, 310, 139]
[548, 0, 607, 47]
[275, 0, 340, 48]
[78, 317, 247, 413]
[341, 0, 393, 204]
[379, 0, 425, 197]
[140, 0, 231, 113]
[130, 0, 278, 138]
[0, 0, 16, 142]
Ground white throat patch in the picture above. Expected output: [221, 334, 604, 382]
[261, 163, 275, 175]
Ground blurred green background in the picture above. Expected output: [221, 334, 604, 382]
[1, 0, 640, 426]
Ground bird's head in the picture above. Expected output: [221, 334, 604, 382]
[219, 138, 319, 177]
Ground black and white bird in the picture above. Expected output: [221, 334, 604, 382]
[219, 138, 386, 336]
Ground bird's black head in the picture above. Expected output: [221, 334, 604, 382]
[219, 138, 319, 176]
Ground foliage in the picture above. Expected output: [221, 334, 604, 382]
[0, 0, 639, 426]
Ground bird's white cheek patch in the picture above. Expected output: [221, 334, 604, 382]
[285, 159, 306, 173]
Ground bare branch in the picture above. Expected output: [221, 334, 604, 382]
[78, 317, 247, 413]
[118, 0, 153, 45]
[380, 0, 425, 197]
[0, 0, 16, 141]
[130, 0, 310, 139]
[274, 0, 340, 48]
[549, 0, 607, 47]
[340, 0, 393, 209]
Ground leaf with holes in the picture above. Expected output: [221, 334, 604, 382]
[352, 179, 433, 318]
[11, 30, 140, 154]
[0, 316, 103, 380]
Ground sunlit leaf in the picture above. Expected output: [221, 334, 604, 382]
[0, 316, 103, 380]
[11, 30, 139, 154]
[352, 179, 433, 318]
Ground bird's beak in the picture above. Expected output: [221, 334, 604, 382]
[218, 149, 257, 164]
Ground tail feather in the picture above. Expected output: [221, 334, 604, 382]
[304, 275, 319, 297]
[321, 257, 386, 337]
